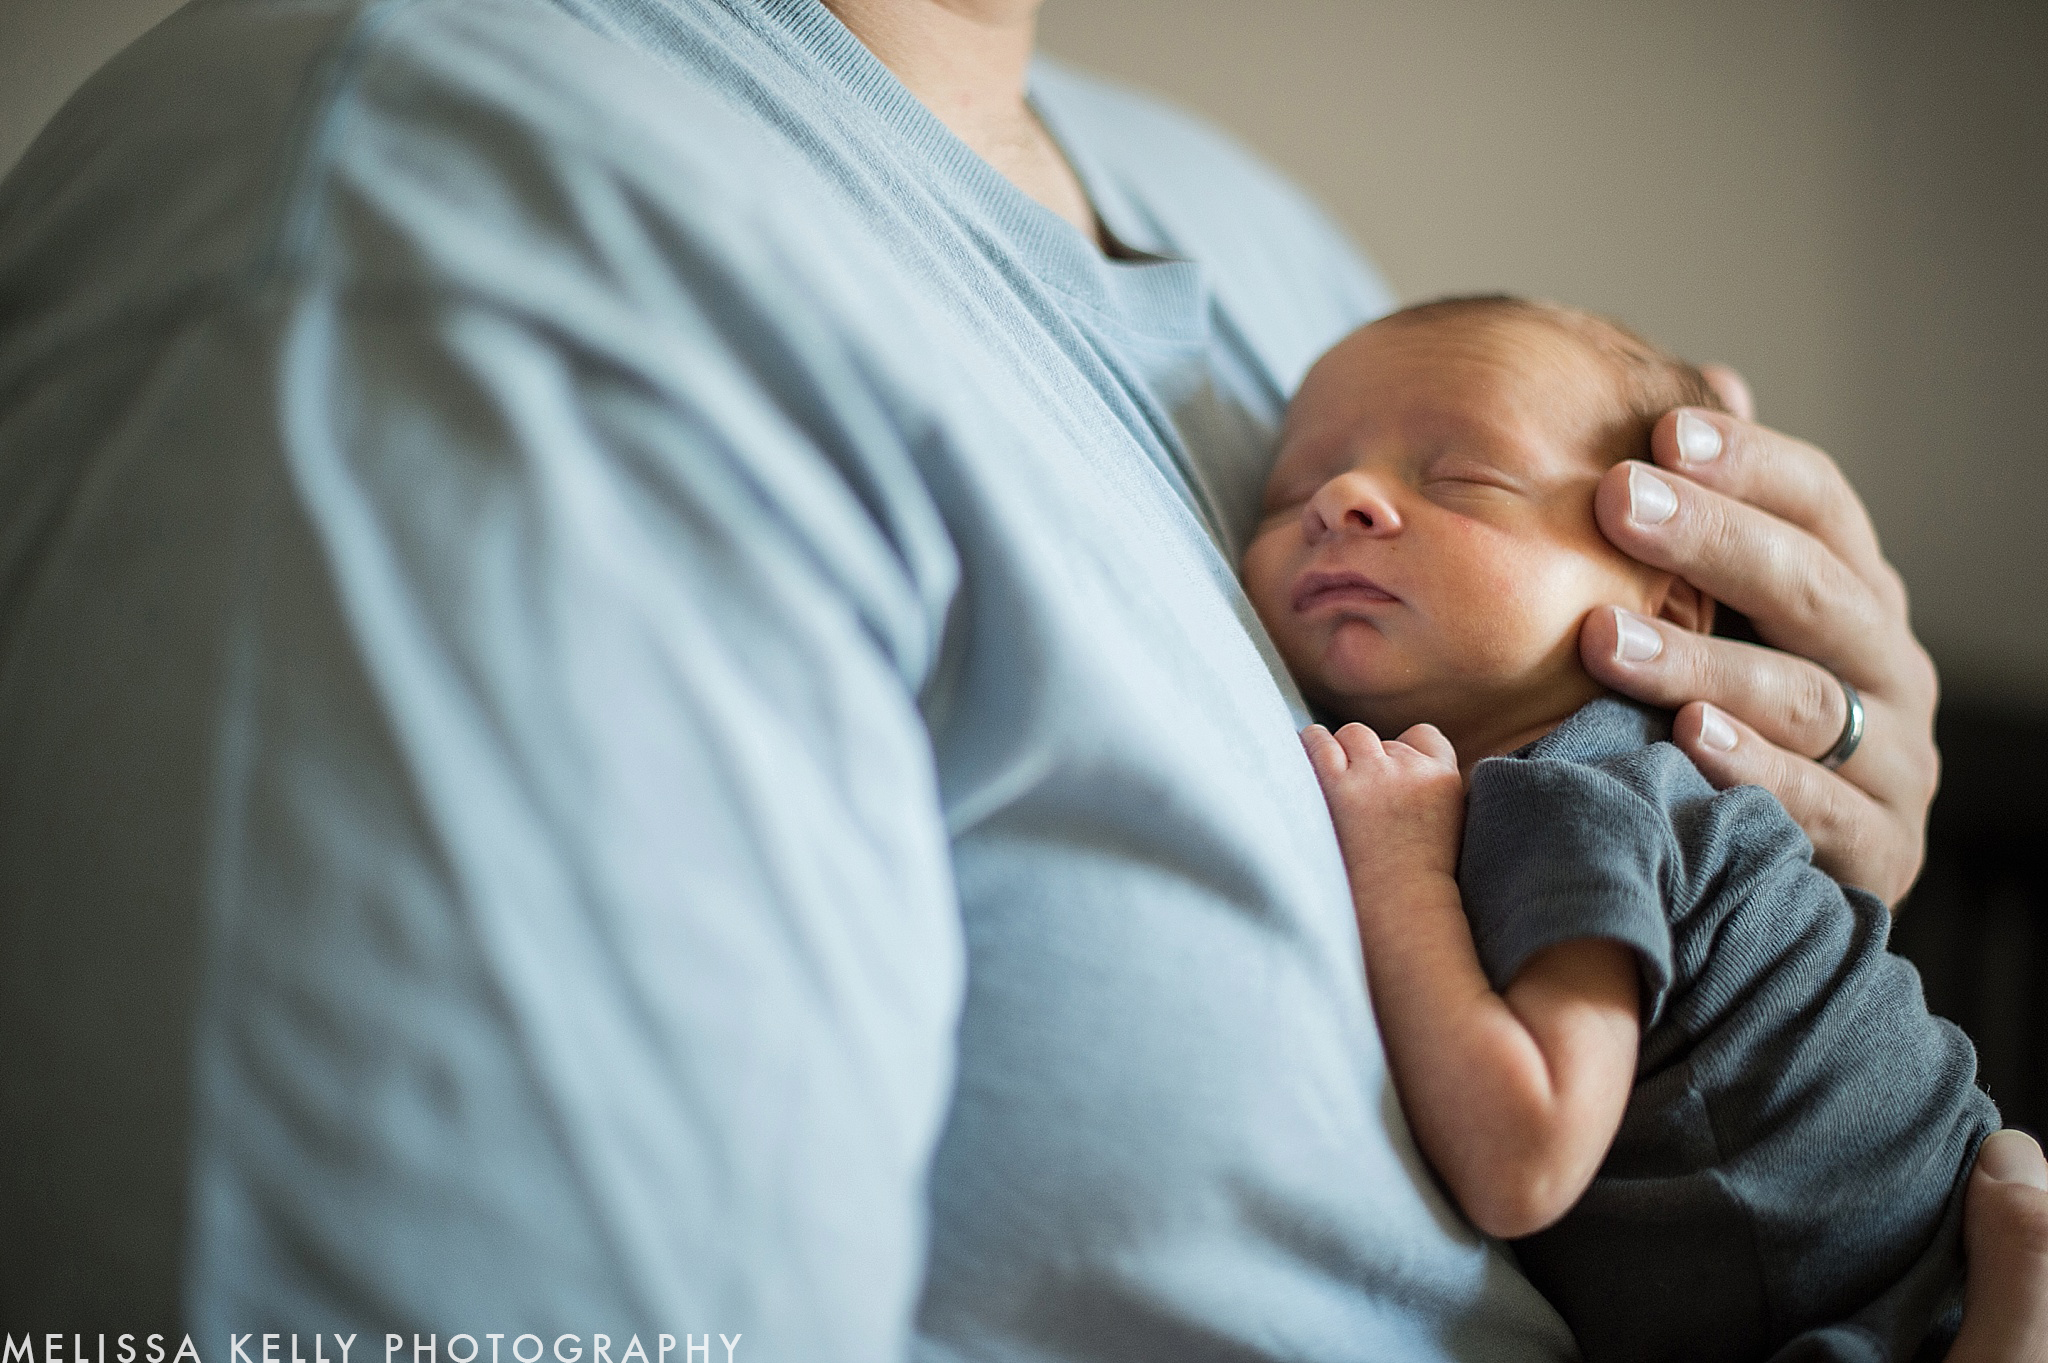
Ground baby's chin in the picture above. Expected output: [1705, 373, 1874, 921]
[1304, 665, 1606, 760]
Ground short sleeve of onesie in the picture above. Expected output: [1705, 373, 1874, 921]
[1459, 751, 1678, 1025]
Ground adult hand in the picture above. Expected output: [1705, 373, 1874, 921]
[1948, 1130, 2048, 1362]
[1580, 365, 1939, 902]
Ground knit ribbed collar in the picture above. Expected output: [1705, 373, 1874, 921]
[717, 0, 1210, 347]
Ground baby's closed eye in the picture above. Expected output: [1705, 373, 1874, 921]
[1421, 453, 1525, 495]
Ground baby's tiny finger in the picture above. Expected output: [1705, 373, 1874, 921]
[1396, 723, 1459, 770]
[1335, 722, 1385, 765]
[1300, 724, 1348, 777]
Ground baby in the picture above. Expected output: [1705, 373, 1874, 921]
[1242, 296, 1997, 1363]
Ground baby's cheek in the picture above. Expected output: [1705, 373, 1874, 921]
[1452, 521, 1539, 607]
[1457, 536, 1595, 666]
[1240, 531, 1295, 622]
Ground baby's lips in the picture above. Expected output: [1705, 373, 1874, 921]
[1292, 568, 1399, 613]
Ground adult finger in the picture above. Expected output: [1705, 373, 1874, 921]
[1582, 608, 1937, 902]
[1585, 595, 1941, 805]
[1599, 388, 1940, 902]
[1697, 363, 1756, 421]
[1643, 408, 1890, 591]
[1974, 1129, 2048, 1193]
[1667, 701, 1921, 899]
[1583, 609, 1860, 767]
[1593, 463, 1893, 681]
[1947, 1131, 2048, 1363]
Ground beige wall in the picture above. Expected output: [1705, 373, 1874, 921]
[0, 0, 179, 171]
[3, 0, 2044, 709]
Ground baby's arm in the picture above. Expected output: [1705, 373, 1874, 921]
[1303, 723, 1641, 1240]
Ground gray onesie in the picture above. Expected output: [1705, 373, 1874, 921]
[1459, 697, 1998, 1363]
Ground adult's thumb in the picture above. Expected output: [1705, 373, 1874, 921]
[1975, 1129, 2048, 1191]
[1947, 1130, 2048, 1362]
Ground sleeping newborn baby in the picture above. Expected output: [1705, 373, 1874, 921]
[1242, 295, 1996, 1363]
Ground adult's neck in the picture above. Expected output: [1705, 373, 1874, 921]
[821, 0, 1099, 242]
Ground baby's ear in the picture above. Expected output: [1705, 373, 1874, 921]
[1651, 574, 1717, 635]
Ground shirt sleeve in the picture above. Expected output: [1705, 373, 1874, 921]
[0, 4, 972, 1349]
[1458, 756, 1679, 1025]
[223, 89, 976, 1361]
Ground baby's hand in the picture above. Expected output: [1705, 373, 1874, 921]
[1301, 722, 1465, 883]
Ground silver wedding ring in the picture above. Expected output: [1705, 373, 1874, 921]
[1818, 677, 1865, 770]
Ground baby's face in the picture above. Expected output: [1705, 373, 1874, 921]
[1243, 315, 1687, 755]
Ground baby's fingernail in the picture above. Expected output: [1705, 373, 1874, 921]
[1676, 411, 1723, 466]
[1613, 610, 1663, 663]
[1698, 705, 1738, 753]
[1628, 464, 1678, 525]
[1977, 1130, 2048, 1190]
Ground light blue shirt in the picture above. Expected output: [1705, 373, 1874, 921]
[0, 1, 1577, 1358]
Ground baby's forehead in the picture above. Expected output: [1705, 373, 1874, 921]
[1292, 311, 1636, 459]
[1338, 309, 1623, 392]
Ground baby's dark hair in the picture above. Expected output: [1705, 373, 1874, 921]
[1375, 294, 1729, 459]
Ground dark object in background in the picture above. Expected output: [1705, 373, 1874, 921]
[1892, 698, 2048, 1139]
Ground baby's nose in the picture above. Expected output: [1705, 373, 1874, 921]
[1307, 472, 1402, 539]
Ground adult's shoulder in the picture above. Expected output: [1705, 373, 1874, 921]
[0, 0, 853, 339]
[1029, 58, 1392, 392]
[0, 0, 964, 678]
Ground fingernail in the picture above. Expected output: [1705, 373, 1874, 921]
[1698, 705, 1737, 753]
[1628, 464, 1678, 525]
[1613, 610, 1663, 663]
[1977, 1130, 2048, 1190]
[1676, 411, 1723, 466]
